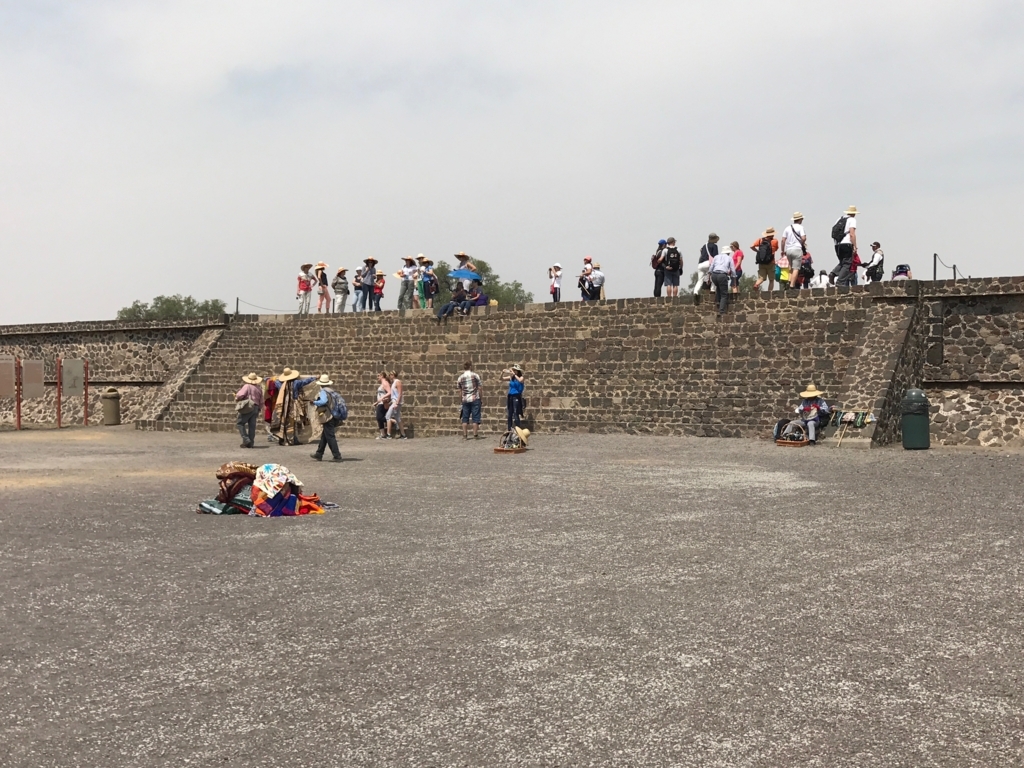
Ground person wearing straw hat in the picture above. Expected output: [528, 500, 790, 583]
[501, 364, 525, 431]
[548, 262, 563, 302]
[234, 373, 264, 448]
[415, 255, 428, 309]
[397, 256, 418, 311]
[831, 206, 859, 287]
[421, 258, 438, 308]
[313, 262, 331, 313]
[795, 384, 831, 445]
[355, 258, 377, 312]
[454, 251, 478, 289]
[270, 367, 301, 444]
[751, 227, 779, 294]
[296, 263, 315, 315]
[310, 374, 345, 462]
[782, 213, 808, 289]
[331, 268, 350, 313]
[373, 269, 386, 311]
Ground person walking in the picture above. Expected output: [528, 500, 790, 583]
[652, 239, 667, 297]
[457, 361, 483, 439]
[354, 258, 375, 312]
[415, 255, 428, 309]
[314, 262, 330, 313]
[730, 241, 744, 293]
[398, 256, 417, 310]
[782, 214, 808, 289]
[386, 369, 408, 439]
[502, 364, 525, 431]
[373, 270, 385, 311]
[296, 263, 314, 315]
[694, 234, 719, 295]
[751, 228, 779, 294]
[234, 372, 264, 448]
[661, 237, 682, 297]
[548, 262, 563, 302]
[331, 268, 350, 313]
[310, 375, 345, 462]
[831, 206, 858, 287]
[422, 259, 438, 308]
[375, 372, 392, 439]
[709, 246, 736, 315]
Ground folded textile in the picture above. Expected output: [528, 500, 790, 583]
[198, 484, 255, 515]
[253, 463, 303, 497]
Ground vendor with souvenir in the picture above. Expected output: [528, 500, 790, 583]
[795, 384, 830, 445]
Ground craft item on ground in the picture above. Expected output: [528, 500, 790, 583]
[495, 427, 530, 454]
[197, 462, 328, 516]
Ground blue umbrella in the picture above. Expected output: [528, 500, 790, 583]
[449, 268, 481, 281]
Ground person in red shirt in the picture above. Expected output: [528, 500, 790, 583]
[730, 241, 743, 293]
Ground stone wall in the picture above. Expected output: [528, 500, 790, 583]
[0, 319, 226, 427]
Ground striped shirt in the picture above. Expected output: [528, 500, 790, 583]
[457, 370, 481, 403]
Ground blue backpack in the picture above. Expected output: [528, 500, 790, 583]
[329, 391, 348, 422]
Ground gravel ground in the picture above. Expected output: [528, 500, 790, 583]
[1, 426, 1022, 767]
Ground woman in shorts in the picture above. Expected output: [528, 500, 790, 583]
[375, 372, 392, 439]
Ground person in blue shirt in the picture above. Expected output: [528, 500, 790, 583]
[502, 364, 525, 430]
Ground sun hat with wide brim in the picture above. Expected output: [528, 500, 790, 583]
[364, 257, 378, 263]
[280, 367, 300, 382]
[300, 263, 314, 270]
[376, 270, 385, 276]
[455, 251, 469, 258]
[242, 372, 261, 385]
[416, 255, 427, 262]
[316, 374, 333, 386]
[315, 261, 328, 269]
[514, 427, 531, 446]
[844, 206, 859, 215]
[337, 267, 347, 273]
[511, 364, 524, 374]
[800, 384, 825, 399]
[792, 212, 804, 221]
[764, 227, 777, 236]
[403, 255, 416, 262]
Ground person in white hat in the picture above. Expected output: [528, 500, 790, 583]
[782, 213, 808, 289]
[795, 384, 831, 445]
[831, 206, 859, 287]
[548, 263, 563, 302]
[234, 373, 265, 448]
[398, 256, 418, 311]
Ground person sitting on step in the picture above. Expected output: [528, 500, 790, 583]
[794, 384, 831, 445]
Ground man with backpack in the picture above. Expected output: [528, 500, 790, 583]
[831, 206, 858, 287]
[659, 237, 683, 297]
[651, 239, 667, 297]
[751, 227, 779, 293]
[782, 213, 808, 288]
[310, 375, 347, 462]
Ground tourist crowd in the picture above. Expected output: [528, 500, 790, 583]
[291, 206, 912, 317]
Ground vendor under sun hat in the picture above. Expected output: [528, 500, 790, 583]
[514, 427, 530, 446]
[800, 384, 824, 399]
[242, 372, 261, 385]
[280, 367, 300, 382]
[316, 374, 333, 386]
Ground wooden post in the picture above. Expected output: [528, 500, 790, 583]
[56, 357, 62, 429]
[84, 360, 90, 426]
[15, 358, 21, 431]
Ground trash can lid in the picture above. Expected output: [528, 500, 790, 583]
[902, 388, 928, 402]
[102, 387, 121, 398]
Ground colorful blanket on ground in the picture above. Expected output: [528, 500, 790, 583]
[197, 462, 325, 516]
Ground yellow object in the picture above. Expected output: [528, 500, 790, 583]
[489, 299, 498, 306]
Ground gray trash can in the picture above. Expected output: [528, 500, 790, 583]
[901, 388, 930, 450]
[101, 387, 122, 426]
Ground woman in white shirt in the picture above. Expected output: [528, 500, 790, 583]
[548, 263, 562, 302]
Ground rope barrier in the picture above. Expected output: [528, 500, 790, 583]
[238, 299, 295, 314]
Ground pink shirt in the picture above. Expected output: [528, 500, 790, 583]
[236, 383, 263, 408]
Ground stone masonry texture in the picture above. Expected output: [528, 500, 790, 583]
[4, 278, 1024, 446]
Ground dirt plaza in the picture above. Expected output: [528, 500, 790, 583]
[1, 427, 1022, 767]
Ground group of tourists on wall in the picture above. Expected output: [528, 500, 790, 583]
[230, 360, 528, 457]
[296, 255, 444, 315]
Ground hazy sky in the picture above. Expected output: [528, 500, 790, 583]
[2, 1, 1022, 323]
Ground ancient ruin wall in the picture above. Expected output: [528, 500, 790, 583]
[0, 319, 226, 426]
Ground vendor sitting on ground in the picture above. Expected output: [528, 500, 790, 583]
[795, 383, 831, 445]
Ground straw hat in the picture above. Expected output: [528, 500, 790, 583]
[337, 267, 347, 274]
[800, 384, 824, 399]
[416, 254, 427, 262]
[792, 212, 804, 221]
[594, 263, 602, 269]
[300, 263, 313, 270]
[455, 251, 468, 258]
[376, 270, 384, 276]
[280, 367, 300, 382]
[844, 206, 859, 216]
[514, 427, 531, 446]
[364, 256, 377, 264]
[315, 261, 328, 269]
[511, 363, 524, 374]
[242, 372, 261, 385]
[764, 226, 776, 236]
[316, 374, 333, 387]
[403, 255, 415, 262]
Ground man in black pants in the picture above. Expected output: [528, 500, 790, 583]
[832, 205, 858, 287]
[709, 247, 736, 315]
[652, 239, 666, 297]
[310, 385, 344, 462]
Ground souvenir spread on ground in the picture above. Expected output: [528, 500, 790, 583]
[197, 462, 335, 516]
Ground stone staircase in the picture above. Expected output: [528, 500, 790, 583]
[144, 290, 876, 439]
